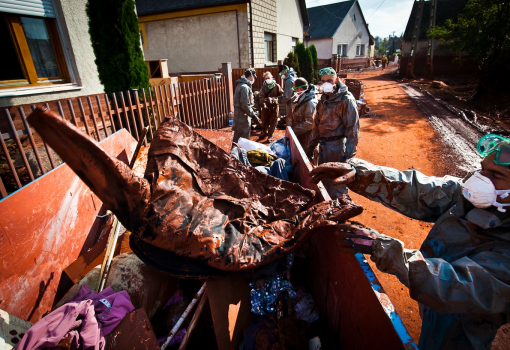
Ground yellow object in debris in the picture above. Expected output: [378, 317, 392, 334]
[247, 150, 274, 166]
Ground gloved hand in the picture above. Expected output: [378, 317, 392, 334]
[333, 221, 381, 254]
[309, 162, 356, 187]
[306, 143, 318, 159]
[252, 111, 262, 126]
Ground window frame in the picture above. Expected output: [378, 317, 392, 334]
[337, 43, 348, 57]
[356, 44, 365, 56]
[264, 32, 275, 63]
[1, 13, 69, 90]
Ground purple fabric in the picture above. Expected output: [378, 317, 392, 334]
[15, 285, 134, 350]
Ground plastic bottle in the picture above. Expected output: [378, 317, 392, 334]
[229, 111, 233, 126]
[360, 91, 365, 103]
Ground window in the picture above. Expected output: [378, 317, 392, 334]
[337, 44, 347, 56]
[356, 44, 365, 56]
[264, 32, 275, 63]
[291, 37, 298, 53]
[1, 13, 68, 89]
[352, 14, 356, 22]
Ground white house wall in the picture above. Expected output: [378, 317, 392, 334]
[0, 0, 104, 107]
[331, 2, 370, 58]
[143, 11, 248, 72]
[307, 38, 333, 59]
[276, 0, 304, 60]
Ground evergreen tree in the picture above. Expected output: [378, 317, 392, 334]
[283, 51, 300, 77]
[308, 44, 319, 83]
[86, 0, 150, 94]
[295, 42, 313, 81]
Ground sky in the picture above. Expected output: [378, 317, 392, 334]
[305, 0, 415, 39]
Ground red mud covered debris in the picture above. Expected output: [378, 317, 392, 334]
[27, 108, 363, 278]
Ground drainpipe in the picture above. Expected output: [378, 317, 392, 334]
[249, 0, 254, 67]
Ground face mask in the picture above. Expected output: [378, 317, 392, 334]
[462, 172, 510, 212]
[321, 82, 335, 93]
[281, 74, 286, 80]
[265, 78, 273, 84]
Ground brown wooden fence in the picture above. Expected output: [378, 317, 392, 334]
[0, 76, 230, 198]
[231, 67, 281, 91]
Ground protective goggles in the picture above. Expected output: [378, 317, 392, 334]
[318, 67, 336, 76]
[292, 84, 307, 91]
[477, 134, 510, 165]
[279, 69, 288, 76]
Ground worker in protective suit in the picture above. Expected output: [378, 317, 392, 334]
[233, 68, 261, 143]
[307, 67, 359, 199]
[309, 134, 510, 350]
[278, 65, 297, 126]
[258, 71, 283, 142]
[289, 78, 318, 151]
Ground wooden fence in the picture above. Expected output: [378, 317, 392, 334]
[231, 67, 281, 91]
[0, 76, 230, 198]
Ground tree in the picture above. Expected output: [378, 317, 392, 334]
[295, 42, 313, 82]
[86, 0, 150, 94]
[308, 44, 319, 83]
[377, 38, 388, 55]
[283, 51, 300, 77]
[428, 0, 510, 91]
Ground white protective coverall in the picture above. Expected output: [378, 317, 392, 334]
[347, 158, 510, 350]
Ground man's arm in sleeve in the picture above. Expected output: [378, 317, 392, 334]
[341, 96, 360, 160]
[293, 101, 316, 136]
[347, 158, 463, 221]
[307, 104, 321, 157]
[281, 79, 294, 104]
[240, 85, 256, 117]
[372, 237, 510, 314]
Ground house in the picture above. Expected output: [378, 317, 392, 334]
[401, 0, 475, 77]
[305, 0, 373, 65]
[0, 0, 104, 107]
[135, 0, 309, 72]
[386, 36, 402, 55]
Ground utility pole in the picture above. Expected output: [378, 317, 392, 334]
[425, 0, 438, 78]
[406, 0, 425, 79]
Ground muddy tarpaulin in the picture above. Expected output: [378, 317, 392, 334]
[27, 109, 363, 277]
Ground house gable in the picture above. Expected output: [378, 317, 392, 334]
[332, 1, 370, 57]
[306, 0, 354, 40]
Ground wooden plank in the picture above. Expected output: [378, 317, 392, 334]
[118, 92, 132, 134]
[184, 82, 196, 127]
[163, 85, 172, 118]
[67, 99, 79, 127]
[148, 87, 159, 130]
[18, 107, 45, 175]
[158, 86, 167, 121]
[4, 109, 34, 181]
[0, 123, 21, 189]
[207, 273, 253, 350]
[0, 129, 137, 323]
[178, 290, 209, 350]
[196, 80, 207, 129]
[204, 80, 213, 129]
[111, 93, 124, 130]
[132, 90, 146, 146]
[104, 94, 117, 133]
[141, 89, 154, 140]
[125, 91, 140, 140]
[31, 105, 56, 169]
[86, 97, 101, 141]
[190, 81, 201, 128]
[209, 79, 217, 129]
[0, 177, 7, 198]
[56, 101, 65, 120]
[220, 77, 229, 127]
[96, 95, 110, 138]
[77, 98, 93, 138]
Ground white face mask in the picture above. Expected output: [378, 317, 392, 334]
[321, 82, 335, 93]
[462, 172, 510, 212]
[281, 74, 286, 80]
[265, 78, 273, 84]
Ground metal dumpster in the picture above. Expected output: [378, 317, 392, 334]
[0, 127, 417, 349]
